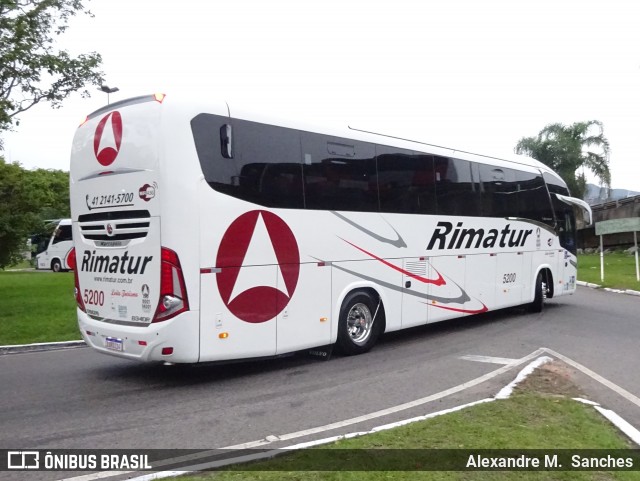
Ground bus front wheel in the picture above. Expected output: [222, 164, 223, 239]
[337, 291, 382, 356]
[529, 271, 547, 313]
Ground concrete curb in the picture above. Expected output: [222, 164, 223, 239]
[577, 280, 640, 297]
[603, 287, 640, 296]
[0, 340, 86, 355]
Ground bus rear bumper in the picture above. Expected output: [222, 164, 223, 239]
[78, 309, 200, 363]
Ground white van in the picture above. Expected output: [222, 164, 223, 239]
[36, 219, 73, 272]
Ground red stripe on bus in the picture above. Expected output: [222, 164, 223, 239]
[341, 238, 446, 286]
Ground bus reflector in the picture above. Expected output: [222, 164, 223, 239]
[161, 347, 173, 355]
[153, 247, 189, 323]
[138, 340, 147, 346]
[219, 332, 229, 339]
[69, 248, 86, 312]
[153, 93, 166, 103]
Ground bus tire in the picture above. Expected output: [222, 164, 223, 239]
[528, 271, 546, 313]
[51, 259, 62, 273]
[337, 291, 381, 356]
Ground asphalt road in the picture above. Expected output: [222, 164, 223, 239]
[1, 286, 639, 479]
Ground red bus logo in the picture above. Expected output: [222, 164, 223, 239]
[93, 111, 123, 166]
[216, 211, 300, 323]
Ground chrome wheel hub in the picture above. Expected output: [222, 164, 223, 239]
[346, 303, 373, 346]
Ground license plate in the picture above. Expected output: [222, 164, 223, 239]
[105, 337, 124, 352]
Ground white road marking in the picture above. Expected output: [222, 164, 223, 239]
[573, 397, 600, 406]
[58, 349, 546, 481]
[224, 348, 547, 448]
[542, 347, 640, 409]
[56, 472, 130, 481]
[459, 354, 520, 365]
[122, 356, 555, 480]
[594, 406, 640, 445]
[58, 347, 640, 481]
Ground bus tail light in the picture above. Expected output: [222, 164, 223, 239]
[68, 248, 86, 312]
[153, 247, 189, 323]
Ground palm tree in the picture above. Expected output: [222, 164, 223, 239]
[515, 121, 611, 199]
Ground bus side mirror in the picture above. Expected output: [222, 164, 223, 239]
[220, 124, 234, 159]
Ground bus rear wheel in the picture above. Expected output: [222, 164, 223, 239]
[337, 291, 382, 356]
[51, 259, 62, 273]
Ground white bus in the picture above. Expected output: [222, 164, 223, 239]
[35, 219, 74, 272]
[69, 94, 591, 363]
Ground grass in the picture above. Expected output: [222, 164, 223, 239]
[175, 363, 640, 480]
[577, 253, 640, 290]
[0, 270, 79, 345]
[6, 258, 34, 270]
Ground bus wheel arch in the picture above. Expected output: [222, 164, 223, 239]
[544, 269, 554, 299]
[51, 258, 62, 272]
[336, 287, 386, 356]
[529, 268, 553, 313]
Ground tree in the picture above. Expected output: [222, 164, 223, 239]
[514, 121, 611, 199]
[30, 165, 70, 219]
[0, 157, 69, 268]
[0, 0, 104, 147]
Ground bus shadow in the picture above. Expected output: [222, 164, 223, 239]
[93, 302, 567, 387]
[374, 301, 566, 351]
[92, 350, 322, 387]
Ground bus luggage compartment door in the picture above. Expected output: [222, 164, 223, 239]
[276, 263, 331, 354]
[200, 265, 277, 361]
[401, 257, 429, 328]
[495, 252, 524, 309]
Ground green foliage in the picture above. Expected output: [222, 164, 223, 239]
[0, 157, 69, 268]
[0, 0, 104, 146]
[30, 163, 70, 220]
[515, 121, 611, 199]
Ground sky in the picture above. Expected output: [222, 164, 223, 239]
[2, 0, 640, 191]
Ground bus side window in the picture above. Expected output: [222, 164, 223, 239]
[513, 170, 554, 226]
[235, 120, 305, 209]
[435, 157, 481, 217]
[376, 146, 436, 215]
[52, 225, 72, 244]
[301, 132, 377, 212]
[478, 164, 516, 218]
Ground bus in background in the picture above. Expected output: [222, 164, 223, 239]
[35, 219, 73, 272]
[68, 94, 591, 364]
